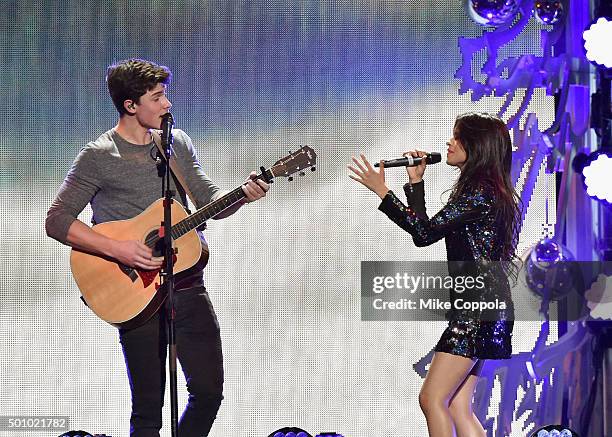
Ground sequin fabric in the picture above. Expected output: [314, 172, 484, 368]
[378, 180, 513, 359]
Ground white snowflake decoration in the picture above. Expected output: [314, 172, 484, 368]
[583, 17, 612, 68]
[583, 154, 612, 203]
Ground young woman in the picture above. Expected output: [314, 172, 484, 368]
[348, 112, 521, 436]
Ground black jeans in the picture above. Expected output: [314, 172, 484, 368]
[119, 287, 224, 437]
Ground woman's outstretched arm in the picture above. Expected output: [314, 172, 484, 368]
[378, 184, 494, 247]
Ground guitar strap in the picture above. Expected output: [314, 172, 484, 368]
[151, 131, 197, 211]
[151, 129, 210, 267]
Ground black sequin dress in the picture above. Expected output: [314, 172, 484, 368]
[378, 180, 513, 360]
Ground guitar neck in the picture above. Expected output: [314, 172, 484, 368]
[171, 171, 270, 240]
[164, 144, 316, 241]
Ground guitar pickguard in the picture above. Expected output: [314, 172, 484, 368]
[139, 269, 160, 288]
[136, 253, 177, 289]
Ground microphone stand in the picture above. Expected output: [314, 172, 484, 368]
[159, 113, 179, 436]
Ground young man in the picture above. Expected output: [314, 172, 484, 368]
[46, 58, 269, 436]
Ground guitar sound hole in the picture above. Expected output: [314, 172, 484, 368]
[145, 230, 167, 258]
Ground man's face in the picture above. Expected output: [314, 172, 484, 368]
[129, 83, 172, 129]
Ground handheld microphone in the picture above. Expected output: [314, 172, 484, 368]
[161, 112, 174, 146]
[374, 152, 441, 168]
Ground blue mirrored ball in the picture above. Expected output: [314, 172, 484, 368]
[467, 0, 521, 26]
[534, 0, 564, 25]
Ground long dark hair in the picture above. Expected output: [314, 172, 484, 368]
[451, 112, 522, 277]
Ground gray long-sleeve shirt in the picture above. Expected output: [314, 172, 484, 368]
[46, 128, 221, 287]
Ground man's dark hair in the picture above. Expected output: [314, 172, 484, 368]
[106, 58, 172, 116]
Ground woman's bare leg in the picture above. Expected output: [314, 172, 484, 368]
[419, 352, 478, 437]
[448, 360, 486, 437]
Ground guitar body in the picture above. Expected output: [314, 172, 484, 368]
[68, 145, 317, 328]
[70, 199, 202, 329]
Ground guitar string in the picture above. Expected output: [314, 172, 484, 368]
[142, 186, 246, 248]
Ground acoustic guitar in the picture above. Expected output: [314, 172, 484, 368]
[70, 146, 316, 329]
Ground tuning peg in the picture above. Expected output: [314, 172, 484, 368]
[299, 171, 305, 176]
[288, 176, 293, 182]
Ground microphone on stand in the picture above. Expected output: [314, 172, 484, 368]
[374, 152, 442, 168]
[161, 112, 174, 147]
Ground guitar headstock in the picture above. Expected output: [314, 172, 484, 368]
[269, 146, 317, 180]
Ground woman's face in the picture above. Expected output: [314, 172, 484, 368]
[446, 129, 467, 170]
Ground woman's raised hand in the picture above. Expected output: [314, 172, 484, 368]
[348, 153, 390, 199]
